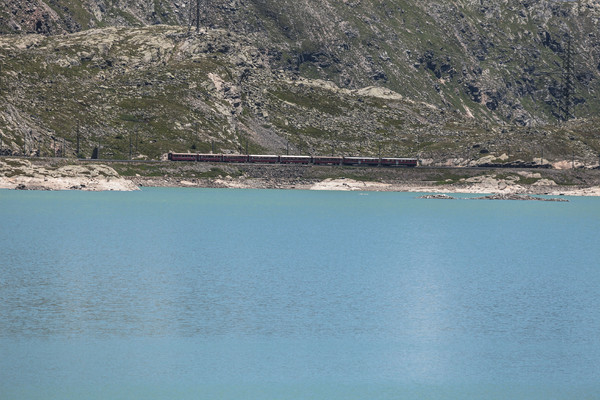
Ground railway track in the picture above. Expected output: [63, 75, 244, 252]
[1, 155, 567, 171]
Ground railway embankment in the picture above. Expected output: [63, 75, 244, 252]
[2, 157, 600, 195]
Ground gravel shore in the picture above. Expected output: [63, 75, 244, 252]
[130, 175, 600, 197]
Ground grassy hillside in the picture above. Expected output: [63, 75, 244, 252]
[1, 1, 599, 165]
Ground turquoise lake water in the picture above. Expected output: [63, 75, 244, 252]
[1, 187, 599, 399]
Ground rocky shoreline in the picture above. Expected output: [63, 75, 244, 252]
[0, 158, 138, 191]
[130, 175, 600, 197]
[2, 157, 600, 197]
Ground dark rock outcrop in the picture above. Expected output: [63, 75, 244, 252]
[470, 194, 568, 202]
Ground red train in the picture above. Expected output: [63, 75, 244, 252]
[168, 152, 418, 167]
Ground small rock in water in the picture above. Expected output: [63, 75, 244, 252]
[470, 194, 568, 202]
[418, 194, 456, 199]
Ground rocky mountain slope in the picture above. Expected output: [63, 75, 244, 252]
[1, 0, 599, 165]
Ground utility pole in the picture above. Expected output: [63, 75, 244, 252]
[188, 0, 201, 33]
[76, 129, 80, 157]
[196, 0, 200, 33]
[416, 131, 420, 162]
[195, 122, 200, 152]
[0, 60, 3, 156]
[561, 34, 575, 122]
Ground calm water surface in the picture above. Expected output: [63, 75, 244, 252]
[1, 188, 599, 399]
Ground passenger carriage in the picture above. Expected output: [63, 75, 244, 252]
[312, 156, 343, 165]
[280, 155, 312, 164]
[168, 152, 198, 161]
[222, 154, 249, 163]
[198, 154, 223, 162]
[249, 155, 280, 163]
[343, 156, 380, 166]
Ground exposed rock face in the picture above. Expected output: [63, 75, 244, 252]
[0, 0, 182, 33]
[0, 158, 139, 191]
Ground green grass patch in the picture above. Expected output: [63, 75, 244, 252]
[430, 171, 473, 185]
[112, 163, 166, 177]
